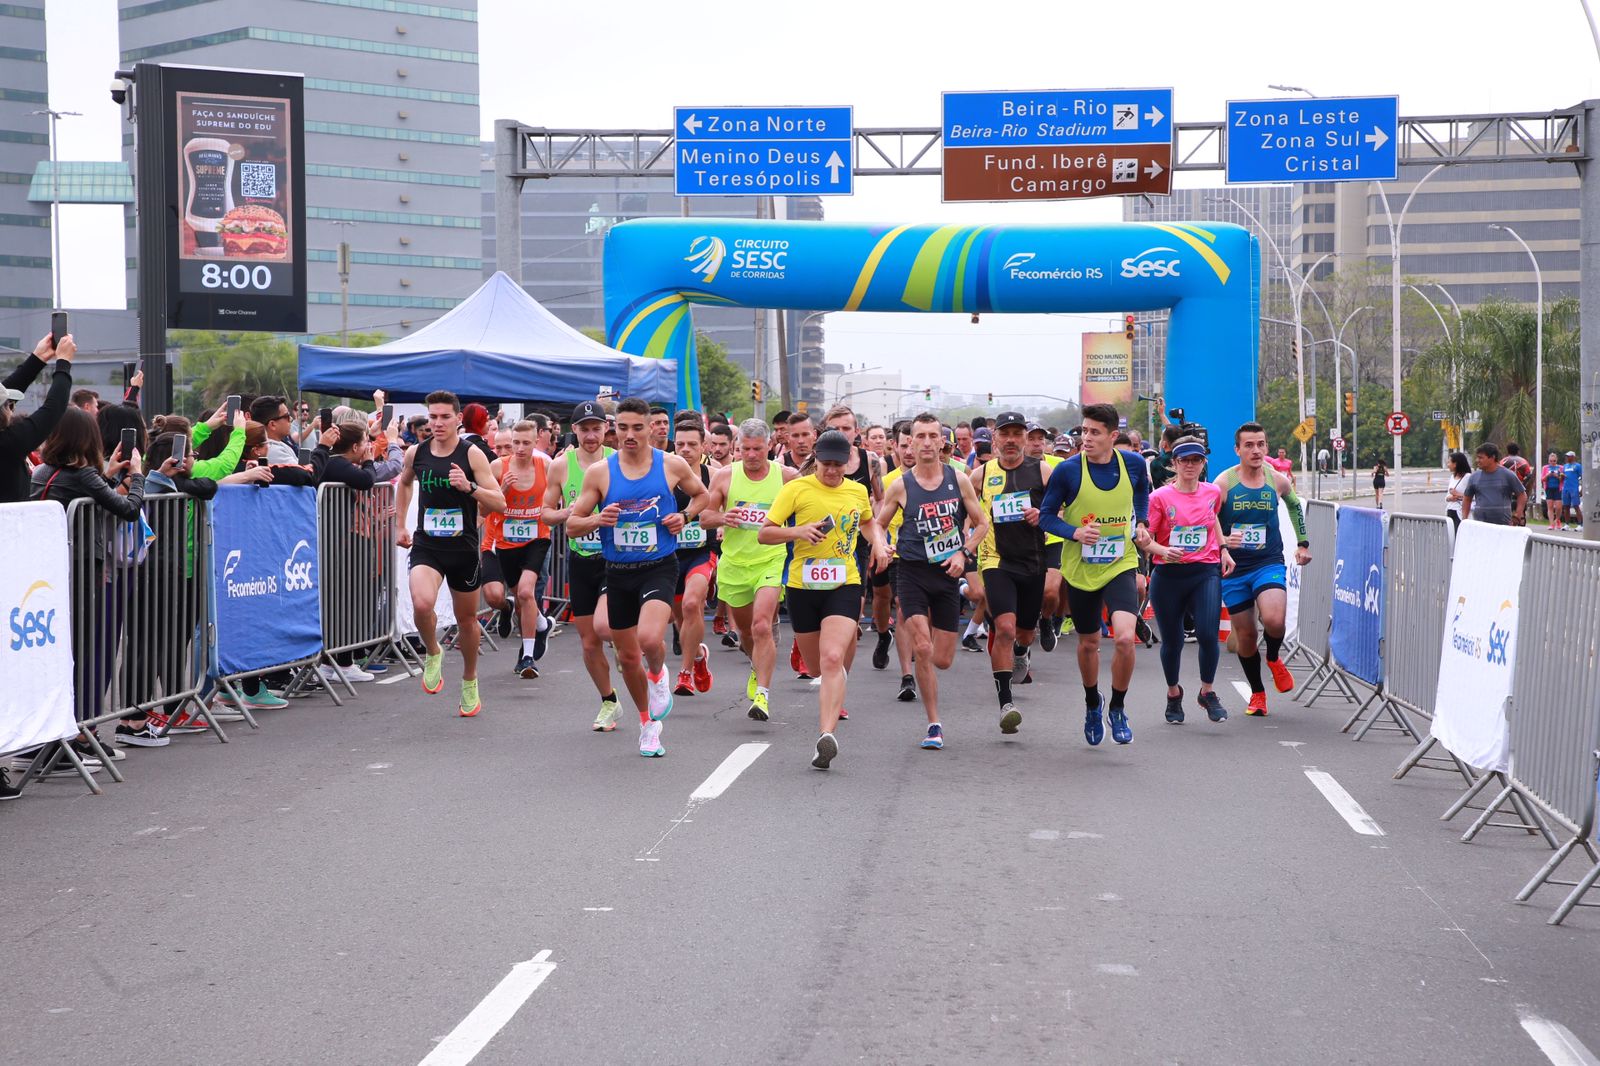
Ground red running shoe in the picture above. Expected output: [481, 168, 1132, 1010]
[1268, 658, 1295, 693]
[1245, 692, 1269, 716]
[674, 669, 695, 697]
[692, 644, 713, 693]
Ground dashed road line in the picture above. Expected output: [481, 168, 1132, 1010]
[417, 949, 556, 1066]
[1304, 769, 1385, 836]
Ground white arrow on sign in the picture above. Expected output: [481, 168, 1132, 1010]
[1364, 126, 1389, 151]
[825, 150, 844, 184]
[682, 113, 702, 136]
[1144, 160, 1164, 180]
[1144, 105, 1165, 126]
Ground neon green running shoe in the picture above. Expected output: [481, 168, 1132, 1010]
[747, 690, 770, 722]
[421, 652, 443, 694]
[592, 697, 621, 732]
[458, 678, 480, 717]
[746, 669, 758, 701]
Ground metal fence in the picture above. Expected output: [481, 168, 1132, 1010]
[1293, 499, 1341, 701]
[317, 482, 412, 688]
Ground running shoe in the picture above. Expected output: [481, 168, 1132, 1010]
[748, 690, 770, 722]
[593, 697, 621, 732]
[790, 639, 810, 678]
[1018, 670, 1034, 685]
[837, 707, 849, 721]
[897, 674, 917, 702]
[0, 768, 19, 801]
[713, 616, 728, 635]
[1011, 646, 1031, 685]
[674, 670, 695, 697]
[1039, 622, 1057, 653]
[746, 669, 758, 701]
[458, 679, 481, 718]
[1108, 706, 1132, 745]
[421, 651, 444, 694]
[721, 632, 739, 649]
[149, 710, 208, 735]
[921, 723, 944, 750]
[115, 722, 170, 748]
[639, 719, 665, 757]
[515, 654, 538, 680]
[1268, 658, 1295, 693]
[872, 632, 891, 670]
[812, 732, 838, 770]
[999, 704, 1022, 735]
[693, 644, 713, 692]
[1198, 690, 1229, 722]
[1165, 686, 1185, 725]
[672, 627, 682, 657]
[1084, 701, 1105, 746]
[495, 605, 513, 639]
[1245, 692, 1269, 717]
[533, 619, 550, 661]
[960, 633, 983, 653]
[647, 669, 673, 721]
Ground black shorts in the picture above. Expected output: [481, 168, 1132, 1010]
[410, 538, 482, 593]
[674, 549, 716, 597]
[786, 584, 863, 634]
[982, 566, 1045, 632]
[1065, 570, 1140, 634]
[871, 558, 898, 590]
[1044, 542, 1064, 570]
[496, 539, 551, 591]
[605, 555, 679, 631]
[567, 550, 607, 618]
[897, 561, 963, 633]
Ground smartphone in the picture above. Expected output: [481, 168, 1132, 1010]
[50, 310, 67, 348]
[224, 394, 241, 423]
[170, 432, 188, 464]
[817, 514, 836, 536]
[120, 427, 137, 459]
[319, 407, 333, 432]
[123, 361, 137, 387]
[381, 403, 394, 426]
[298, 446, 312, 464]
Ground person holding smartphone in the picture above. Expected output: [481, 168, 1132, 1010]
[1, 331, 76, 504]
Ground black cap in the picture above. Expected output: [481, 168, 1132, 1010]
[814, 429, 853, 464]
[993, 410, 1027, 430]
[571, 400, 605, 424]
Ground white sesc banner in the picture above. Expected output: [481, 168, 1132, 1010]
[394, 485, 457, 635]
[0, 503, 77, 756]
[1279, 498, 1303, 642]
[1429, 521, 1529, 773]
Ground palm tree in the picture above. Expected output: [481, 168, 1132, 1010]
[1422, 295, 1579, 450]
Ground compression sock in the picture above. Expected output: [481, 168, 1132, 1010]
[1240, 652, 1265, 694]
[1109, 688, 1127, 712]
[1084, 685, 1101, 711]
[994, 671, 1013, 707]
[1264, 633, 1283, 662]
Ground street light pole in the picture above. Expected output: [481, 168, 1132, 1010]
[1335, 306, 1371, 496]
[1490, 223, 1544, 477]
[1406, 283, 1457, 465]
[30, 108, 80, 308]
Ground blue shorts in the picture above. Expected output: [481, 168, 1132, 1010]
[1562, 491, 1581, 508]
[1221, 563, 1287, 614]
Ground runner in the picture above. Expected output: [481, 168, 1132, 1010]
[783, 411, 820, 677]
[566, 398, 709, 757]
[970, 412, 1050, 735]
[482, 420, 554, 679]
[1039, 403, 1154, 746]
[1026, 421, 1068, 650]
[760, 430, 868, 769]
[1213, 422, 1311, 717]
[875, 422, 919, 699]
[1143, 436, 1232, 724]
[648, 406, 672, 451]
[394, 390, 507, 717]
[867, 413, 990, 751]
[542, 400, 621, 731]
[670, 421, 716, 697]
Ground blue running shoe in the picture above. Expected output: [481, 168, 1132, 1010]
[533, 618, 550, 661]
[1109, 706, 1132, 745]
[921, 723, 944, 750]
[1084, 702, 1105, 746]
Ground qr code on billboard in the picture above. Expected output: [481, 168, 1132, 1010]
[239, 162, 276, 199]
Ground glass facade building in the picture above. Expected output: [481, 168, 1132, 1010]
[0, 0, 51, 353]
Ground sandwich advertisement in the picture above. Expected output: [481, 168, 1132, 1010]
[159, 65, 305, 331]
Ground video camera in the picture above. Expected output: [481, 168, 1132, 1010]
[1167, 407, 1210, 453]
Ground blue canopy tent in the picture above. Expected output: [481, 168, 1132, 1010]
[297, 272, 677, 405]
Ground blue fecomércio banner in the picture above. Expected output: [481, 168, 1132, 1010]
[211, 485, 321, 676]
[1329, 506, 1384, 686]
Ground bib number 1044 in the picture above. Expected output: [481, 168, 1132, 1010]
[201, 263, 273, 290]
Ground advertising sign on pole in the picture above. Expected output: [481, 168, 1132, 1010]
[1079, 331, 1133, 407]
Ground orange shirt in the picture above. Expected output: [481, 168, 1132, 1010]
[483, 456, 550, 549]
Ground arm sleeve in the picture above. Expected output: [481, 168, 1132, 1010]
[87, 470, 145, 520]
[122, 385, 140, 407]
[2, 354, 45, 392]
[192, 421, 213, 448]
[368, 441, 405, 482]
[173, 474, 219, 501]
[1038, 459, 1080, 541]
[0, 363, 72, 458]
[328, 455, 376, 490]
[1281, 476, 1308, 540]
[190, 427, 246, 480]
[264, 464, 317, 487]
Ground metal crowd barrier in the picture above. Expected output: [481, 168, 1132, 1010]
[317, 482, 414, 691]
[1293, 499, 1343, 702]
[545, 536, 572, 621]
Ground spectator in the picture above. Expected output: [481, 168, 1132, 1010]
[287, 399, 317, 445]
[1, 332, 75, 503]
[1149, 425, 1184, 489]
[461, 402, 496, 463]
[1562, 450, 1584, 529]
[168, 410, 248, 481]
[405, 414, 430, 446]
[1267, 446, 1295, 476]
[312, 422, 377, 489]
[1503, 442, 1534, 498]
[249, 395, 299, 465]
[1444, 451, 1471, 530]
[70, 388, 99, 412]
[1541, 451, 1566, 530]
[97, 401, 147, 465]
[1461, 442, 1527, 525]
[364, 412, 406, 481]
[221, 422, 315, 487]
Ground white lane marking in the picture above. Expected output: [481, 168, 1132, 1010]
[1232, 681, 1254, 704]
[377, 671, 412, 686]
[1279, 741, 1306, 752]
[1521, 1012, 1600, 1066]
[1096, 963, 1139, 977]
[1030, 829, 1060, 840]
[417, 949, 556, 1066]
[582, 907, 613, 912]
[1304, 770, 1386, 836]
[690, 743, 769, 800]
[1066, 831, 1104, 840]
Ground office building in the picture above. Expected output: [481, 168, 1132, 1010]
[117, 0, 484, 338]
[0, 0, 51, 353]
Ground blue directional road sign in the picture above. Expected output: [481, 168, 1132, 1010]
[1225, 95, 1398, 184]
[673, 106, 853, 197]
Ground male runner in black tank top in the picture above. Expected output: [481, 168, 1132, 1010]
[395, 390, 506, 718]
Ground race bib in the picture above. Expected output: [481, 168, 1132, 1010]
[677, 521, 707, 549]
[572, 529, 601, 550]
[1236, 523, 1268, 549]
[615, 521, 658, 552]
[729, 504, 768, 530]
[1170, 524, 1207, 552]
[503, 518, 540, 542]
[423, 508, 464, 536]
[992, 491, 1029, 524]
[923, 525, 964, 563]
[800, 557, 848, 590]
[1083, 534, 1125, 564]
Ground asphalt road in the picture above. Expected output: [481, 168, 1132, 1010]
[6, 622, 1597, 1066]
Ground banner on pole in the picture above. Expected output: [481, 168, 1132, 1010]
[1079, 331, 1133, 407]
[1429, 521, 1528, 773]
[211, 486, 321, 676]
[0, 503, 77, 756]
[1329, 506, 1384, 685]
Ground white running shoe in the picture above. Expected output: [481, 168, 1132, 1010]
[639, 719, 665, 757]
[646, 669, 673, 721]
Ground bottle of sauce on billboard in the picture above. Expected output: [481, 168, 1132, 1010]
[184, 136, 234, 256]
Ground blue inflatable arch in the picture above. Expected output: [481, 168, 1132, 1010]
[604, 218, 1260, 463]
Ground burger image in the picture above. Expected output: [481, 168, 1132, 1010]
[218, 204, 288, 259]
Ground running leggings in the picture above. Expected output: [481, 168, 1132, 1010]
[1149, 562, 1221, 688]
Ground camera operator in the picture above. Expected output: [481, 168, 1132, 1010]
[1, 332, 75, 503]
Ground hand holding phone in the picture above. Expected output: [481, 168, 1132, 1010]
[381, 403, 394, 427]
[224, 394, 241, 424]
[51, 311, 68, 349]
[319, 407, 333, 432]
[120, 427, 138, 460]
[171, 433, 188, 464]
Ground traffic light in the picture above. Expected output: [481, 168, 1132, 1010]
[924, 387, 932, 400]
[1124, 314, 1135, 341]
[987, 392, 994, 404]
[751, 380, 762, 403]
[1344, 391, 1355, 414]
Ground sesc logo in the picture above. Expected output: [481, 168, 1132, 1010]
[8, 579, 57, 651]
[284, 539, 315, 592]
[1362, 564, 1382, 616]
[684, 235, 726, 283]
[1120, 246, 1182, 279]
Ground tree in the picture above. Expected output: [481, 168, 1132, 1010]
[167, 329, 384, 417]
[696, 333, 748, 421]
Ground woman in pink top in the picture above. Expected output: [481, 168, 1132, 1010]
[1142, 437, 1235, 724]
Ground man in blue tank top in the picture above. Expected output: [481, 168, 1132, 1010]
[1213, 422, 1310, 717]
[567, 397, 709, 758]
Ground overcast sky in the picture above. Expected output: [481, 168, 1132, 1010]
[43, 0, 1600, 394]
